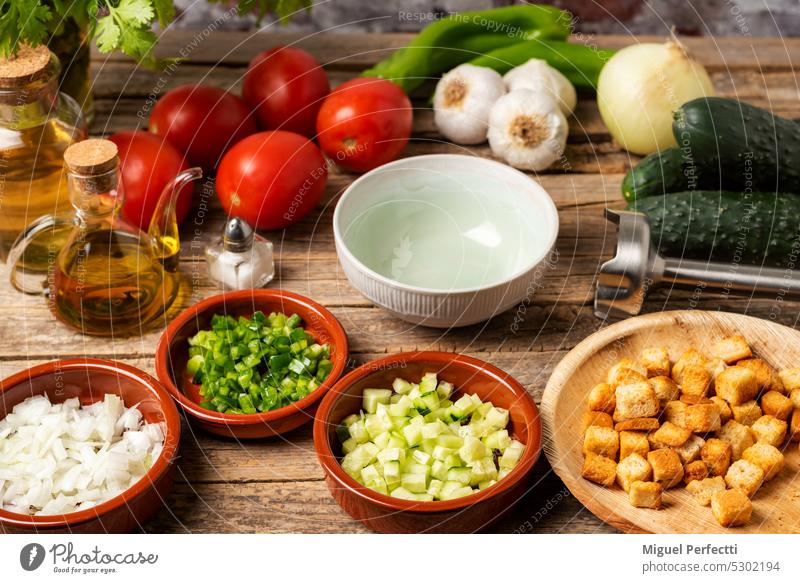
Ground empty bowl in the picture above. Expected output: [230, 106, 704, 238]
[333, 154, 559, 327]
[0, 359, 180, 533]
[155, 289, 349, 439]
[313, 351, 541, 533]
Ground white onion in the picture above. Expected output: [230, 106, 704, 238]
[597, 39, 714, 155]
[0, 394, 165, 516]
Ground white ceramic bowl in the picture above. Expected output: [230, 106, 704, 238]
[333, 155, 559, 327]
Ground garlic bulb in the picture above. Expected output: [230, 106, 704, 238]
[433, 64, 506, 145]
[597, 39, 714, 155]
[488, 90, 568, 171]
[503, 59, 577, 115]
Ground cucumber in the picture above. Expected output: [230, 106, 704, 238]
[362, 388, 392, 414]
[621, 147, 720, 202]
[673, 97, 800, 194]
[629, 191, 800, 267]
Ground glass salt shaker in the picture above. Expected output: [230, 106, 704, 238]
[206, 217, 275, 290]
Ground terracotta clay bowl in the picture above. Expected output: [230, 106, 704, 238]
[156, 289, 348, 439]
[313, 351, 541, 533]
[0, 359, 180, 534]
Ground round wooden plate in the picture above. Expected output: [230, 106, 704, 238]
[541, 310, 800, 534]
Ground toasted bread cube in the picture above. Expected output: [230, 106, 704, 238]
[680, 394, 713, 405]
[581, 453, 617, 487]
[712, 334, 752, 365]
[648, 449, 684, 488]
[686, 476, 726, 506]
[706, 357, 727, 381]
[685, 403, 721, 433]
[790, 409, 800, 443]
[587, 382, 616, 414]
[628, 480, 663, 509]
[640, 347, 670, 378]
[663, 400, 688, 427]
[619, 431, 650, 459]
[717, 420, 755, 461]
[616, 453, 652, 492]
[607, 359, 648, 385]
[711, 489, 752, 527]
[790, 388, 800, 409]
[716, 367, 758, 406]
[647, 433, 668, 451]
[681, 364, 712, 398]
[731, 400, 762, 426]
[615, 417, 660, 432]
[614, 368, 649, 387]
[583, 426, 619, 459]
[701, 438, 732, 476]
[761, 390, 792, 421]
[683, 460, 709, 484]
[779, 368, 800, 392]
[650, 376, 680, 404]
[710, 396, 733, 425]
[741, 442, 784, 481]
[582, 411, 614, 432]
[672, 348, 708, 384]
[652, 422, 692, 447]
[736, 358, 776, 391]
[751, 415, 787, 447]
[614, 382, 659, 421]
[673, 434, 705, 464]
[724, 459, 764, 497]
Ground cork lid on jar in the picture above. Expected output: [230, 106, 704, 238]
[0, 44, 53, 89]
[64, 139, 119, 193]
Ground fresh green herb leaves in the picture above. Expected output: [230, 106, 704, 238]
[0, 0, 53, 57]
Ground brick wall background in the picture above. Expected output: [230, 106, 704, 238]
[173, 0, 800, 36]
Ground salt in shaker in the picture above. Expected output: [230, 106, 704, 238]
[206, 217, 275, 290]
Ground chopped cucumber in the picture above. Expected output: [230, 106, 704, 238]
[363, 388, 392, 414]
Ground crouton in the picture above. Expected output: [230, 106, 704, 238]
[619, 431, 650, 459]
[736, 358, 777, 392]
[607, 359, 648, 385]
[587, 382, 616, 414]
[663, 400, 688, 427]
[640, 347, 671, 378]
[712, 334, 752, 365]
[701, 438, 732, 476]
[582, 411, 614, 432]
[724, 459, 765, 497]
[761, 390, 792, 421]
[650, 376, 680, 404]
[717, 420, 755, 461]
[710, 396, 733, 425]
[672, 348, 708, 384]
[750, 415, 787, 447]
[791, 388, 800, 410]
[684, 460, 709, 484]
[706, 357, 727, 381]
[716, 367, 758, 406]
[673, 434, 705, 465]
[648, 449, 684, 488]
[731, 400, 762, 426]
[711, 489, 752, 527]
[614, 417, 661, 432]
[685, 403, 721, 433]
[614, 382, 659, 421]
[681, 364, 712, 398]
[686, 476, 726, 506]
[616, 453, 652, 492]
[778, 368, 800, 392]
[742, 442, 785, 481]
[651, 422, 692, 447]
[629, 480, 663, 509]
[680, 394, 713, 405]
[581, 453, 616, 487]
[583, 426, 620, 459]
[790, 409, 800, 443]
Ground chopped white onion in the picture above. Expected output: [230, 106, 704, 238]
[0, 394, 165, 516]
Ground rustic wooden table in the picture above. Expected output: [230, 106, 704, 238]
[4, 32, 799, 533]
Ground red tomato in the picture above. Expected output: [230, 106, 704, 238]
[148, 84, 257, 170]
[316, 77, 413, 172]
[109, 130, 193, 231]
[242, 46, 330, 137]
[216, 131, 328, 230]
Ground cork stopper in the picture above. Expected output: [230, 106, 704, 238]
[64, 139, 119, 193]
[0, 44, 53, 89]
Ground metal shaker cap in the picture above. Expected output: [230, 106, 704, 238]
[223, 217, 255, 252]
